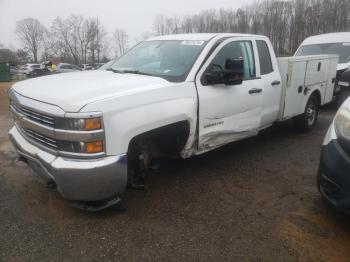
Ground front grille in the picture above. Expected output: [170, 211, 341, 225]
[9, 92, 104, 157]
[21, 127, 58, 150]
[12, 103, 55, 127]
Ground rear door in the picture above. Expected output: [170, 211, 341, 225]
[256, 40, 282, 127]
[196, 38, 263, 151]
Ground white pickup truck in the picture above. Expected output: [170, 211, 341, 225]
[8, 33, 338, 209]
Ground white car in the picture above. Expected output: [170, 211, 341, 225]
[18, 64, 41, 75]
[8, 33, 338, 210]
[56, 63, 82, 73]
[318, 97, 350, 211]
[81, 64, 93, 71]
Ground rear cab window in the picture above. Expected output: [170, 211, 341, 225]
[256, 40, 273, 75]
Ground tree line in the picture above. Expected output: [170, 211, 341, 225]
[15, 15, 129, 64]
[154, 0, 350, 55]
[8, 0, 350, 64]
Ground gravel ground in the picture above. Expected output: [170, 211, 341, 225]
[1, 81, 350, 262]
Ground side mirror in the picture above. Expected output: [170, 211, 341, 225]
[224, 58, 244, 85]
[203, 58, 244, 86]
[203, 64, 225, 85]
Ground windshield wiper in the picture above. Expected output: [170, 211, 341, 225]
[122, 69, 140, 74]
[109, 68, 151, 76]
[107, 68, 124, 73]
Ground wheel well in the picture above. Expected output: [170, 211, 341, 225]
[127, 121, 191, 163]
[311, 90, 321, 106]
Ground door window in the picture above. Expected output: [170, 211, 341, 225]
[256, 40, 273, 75]
[210, 41, 256, 80]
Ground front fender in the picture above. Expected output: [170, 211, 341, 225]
[81, 82, 198, 156]
[106, 98, 197, 156]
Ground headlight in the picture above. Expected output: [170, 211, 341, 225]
[338, 81, 350, 87]
[56, 117, 102, 131]
[59, 140, 104, 154]
[335, 108, 350, 140]
[55, 113, 105, 155]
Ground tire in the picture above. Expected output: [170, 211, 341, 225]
[336, 90, 350, 108]
[295, 94, 319, 132]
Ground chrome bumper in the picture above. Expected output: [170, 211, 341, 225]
[9, 126, 128, 201]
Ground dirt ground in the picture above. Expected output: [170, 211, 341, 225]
[1, 81, 350, 262]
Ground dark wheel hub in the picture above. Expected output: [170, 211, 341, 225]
[306, 102, 316, 126]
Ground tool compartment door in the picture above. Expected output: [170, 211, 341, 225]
[324, 57, 338, 104]
[305, 59, 330, 104]
[282, 61, 307, 119]
[305, 59, 330, 86]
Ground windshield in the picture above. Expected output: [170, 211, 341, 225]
[296, 43, 350, 64]
[109, 40, 206, 82]
[99, 60, 115, 70]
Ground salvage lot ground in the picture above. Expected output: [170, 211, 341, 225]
[1, 81, 350, 261]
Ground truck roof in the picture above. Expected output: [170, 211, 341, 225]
[300, 32, 350, 45]
[147, 33, 267, 41]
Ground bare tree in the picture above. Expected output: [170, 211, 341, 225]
[16, 18, 45, 62]
[88, 18, 107, 63]
[51, 17, 80, 64]
[41, 29, 54, 61]
[16, 49, 31, 64]
[50, 15, 108, 64]
[113, 29, 128, 57]
[154, 15, 168, 36]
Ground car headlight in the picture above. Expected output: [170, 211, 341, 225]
[335, 108, 350, 140]
[338, 81, 349, 87]
[56, 117, 102, 131]
[59, 140, 104, 154]
[55, 114, 105, 154]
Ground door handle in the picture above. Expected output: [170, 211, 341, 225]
[271, 80, 281, 86]
[249, 88, 262, 94]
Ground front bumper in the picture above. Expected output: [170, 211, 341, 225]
[9, 126, 128, 201]
[319, 139, 350, 211]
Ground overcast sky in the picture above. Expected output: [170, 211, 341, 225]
[0, 0, 255, 49]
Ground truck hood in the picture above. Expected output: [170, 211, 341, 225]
[12, 70, 169, 112]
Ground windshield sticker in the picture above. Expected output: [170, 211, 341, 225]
[181, 40, 205, 46]
[343, 43, 350, 46]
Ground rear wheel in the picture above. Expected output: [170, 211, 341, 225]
[295, 94, 319, 132]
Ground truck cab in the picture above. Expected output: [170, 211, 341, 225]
[8, 33, 337, 209]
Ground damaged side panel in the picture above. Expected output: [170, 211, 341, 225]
[197, 108, 261, 153]
[197, 129, 259, 154]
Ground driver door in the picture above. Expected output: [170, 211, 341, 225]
[196, 38, 263, 151]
